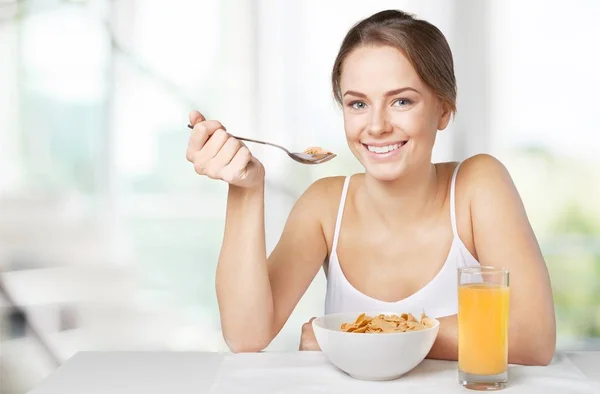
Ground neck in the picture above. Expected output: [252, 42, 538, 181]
[361, 161, 441, 226]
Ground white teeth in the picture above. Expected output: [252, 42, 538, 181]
[367, 143, 403, 154]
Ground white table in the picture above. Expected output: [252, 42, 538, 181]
[28, 351, 600, 394]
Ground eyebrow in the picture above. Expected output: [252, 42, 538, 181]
[343, 87, 420, 98]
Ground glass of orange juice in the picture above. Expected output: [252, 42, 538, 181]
[458, 266, 510, 390]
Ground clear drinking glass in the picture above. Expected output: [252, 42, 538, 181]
[458, 266, 510, 390]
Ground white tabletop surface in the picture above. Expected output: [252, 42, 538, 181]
[27, 351, 600, 394]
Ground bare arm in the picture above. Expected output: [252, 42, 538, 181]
[427, 315, 458, 361]
[216, 178, 332, 352]
[187, 111, 331, 353]
[216, 184, 270, 352]
[427, 154, 556, 365]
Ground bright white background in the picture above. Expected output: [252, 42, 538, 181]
[0, 1, 599, 393]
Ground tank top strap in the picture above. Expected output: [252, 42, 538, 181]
[450, 162, 463, 237]
[331, 176, 351, 253]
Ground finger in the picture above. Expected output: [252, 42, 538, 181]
[304, 340, 320, 351]
[191, 120, 226, 141]
[299, 335, 320, 351]
[205, 138, 243, 178]
[305, 317, 317, 326]
[194, 120, 226, 134]
[301, 317, 317, 332]
[188, 110, 205, 127]
[191, 129, 230, 175]
[221, 146, 252, 181]
[196, 129, 230, 162]
[209, 137, 242, 169]
[187, 120, 227, 162]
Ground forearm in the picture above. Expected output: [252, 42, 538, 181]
[507, 315, 555, 365]
[215, 183, 273, 352]
[427, 315, 458, 361]
[426, 314, 555, 365]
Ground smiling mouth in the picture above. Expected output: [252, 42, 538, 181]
[362, 141, 408, 154]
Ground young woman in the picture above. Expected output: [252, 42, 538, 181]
[186, 9, 556, 365]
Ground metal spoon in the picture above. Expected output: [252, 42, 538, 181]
[187, 124, 336, 165]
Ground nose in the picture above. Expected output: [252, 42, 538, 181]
[367, 108, 392, 136]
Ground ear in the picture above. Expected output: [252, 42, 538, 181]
[437, 102, 453, 131]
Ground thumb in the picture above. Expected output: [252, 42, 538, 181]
[189, 110, 206, 126]
[302, 317, 317, 330]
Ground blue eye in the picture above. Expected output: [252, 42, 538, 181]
[393, 98, 413, 107]
[349, 101, 367, 110]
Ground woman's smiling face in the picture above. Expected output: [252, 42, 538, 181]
[340, 45, 452, 181]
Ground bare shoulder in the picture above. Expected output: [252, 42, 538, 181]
[297, 175, 349, 250]
[306, 175, 347, 192]
[450, 154, 528, 261]
[296, 175, 348, 220]
[457, 153, 529, 227]
[457, 154, 516, 198]
[299, 176, 347, 205]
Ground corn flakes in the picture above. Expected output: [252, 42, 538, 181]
[303, 146, 332, 155]
[340, 311, 435, 333]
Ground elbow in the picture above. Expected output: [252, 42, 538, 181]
[530, 323, 557, 366]
[536, 334, 557, 366]
[536, 349, 555, 366]
[218, 311, 276, 353]
[519, 346, 555, 366]
[224, 334, 272, 354]
[510, 311, 556, 366]
[513, 332, 556, 366]
[228, 341, 267, 354]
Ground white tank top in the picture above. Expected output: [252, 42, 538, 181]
[324, 162, 481, 318]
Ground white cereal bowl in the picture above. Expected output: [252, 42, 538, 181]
[312, 311, 440, 381]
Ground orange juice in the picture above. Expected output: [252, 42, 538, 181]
[458, 283, 509, 375]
